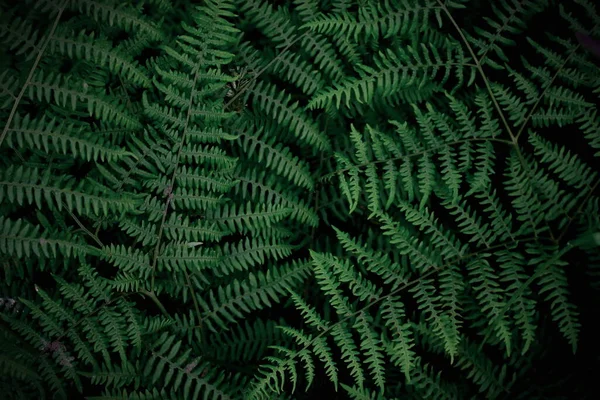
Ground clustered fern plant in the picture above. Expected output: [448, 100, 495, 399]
[1, 0, 599, 399]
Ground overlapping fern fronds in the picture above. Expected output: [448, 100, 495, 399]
[1, 0, 599, 399]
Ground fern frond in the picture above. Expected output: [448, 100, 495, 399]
[466, 0, 550, 69]
[302, 0, 441, 41]
[309, 43, 472, 110]
[528, 243, 581, 353]
[381, 296, 416, 382]
[143, 332, 242, 399]
[26, 70, 142, 129]
[0, 216, 93, 259]
[248, 81, 331, 151]
[0, 166, 141, 216]
[199, 260, 310, 332]
[4, 113, 134, 162]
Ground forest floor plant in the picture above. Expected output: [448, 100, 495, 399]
[1, 0, 599, 399]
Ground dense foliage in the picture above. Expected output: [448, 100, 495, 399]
[1, 0, 599, 399]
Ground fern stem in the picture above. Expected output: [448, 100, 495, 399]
[436, 0, 517, 144]
[65, 206, 104, 248]
[0, 0, 68, 148]
[183, 270, 203, 336]
[139, 290, 170, 319]
[149, 55, 203, 293]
